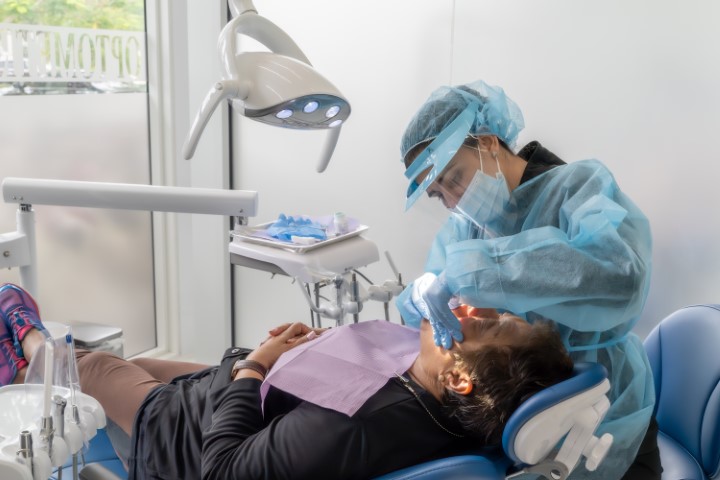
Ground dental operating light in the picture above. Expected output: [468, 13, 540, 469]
[182, 0, 351, 173]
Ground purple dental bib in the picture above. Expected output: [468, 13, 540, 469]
[261, 320, 420, 416]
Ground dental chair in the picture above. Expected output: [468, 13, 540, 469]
[643, 304, 720, 480]
[376, 362, 612, 480]
[32, 305, 720, 480]
[47, 362, 611, 480]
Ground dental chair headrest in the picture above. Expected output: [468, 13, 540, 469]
[502, 362, 613, 479]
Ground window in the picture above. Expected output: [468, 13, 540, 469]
[0, 1, 155, 357]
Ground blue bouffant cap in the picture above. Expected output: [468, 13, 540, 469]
[400, 79, 525, 161]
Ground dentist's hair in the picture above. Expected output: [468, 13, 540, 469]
[441, 319, 574, 445]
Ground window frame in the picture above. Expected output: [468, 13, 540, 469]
[141, 1, 233, 361]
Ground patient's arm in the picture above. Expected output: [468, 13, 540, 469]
[200, 376, 457, 480]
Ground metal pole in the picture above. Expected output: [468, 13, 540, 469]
[17, 205, 38, 297]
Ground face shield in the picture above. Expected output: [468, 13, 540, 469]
[405, 121, 512, 240]
[401, 79, 525, 210]
[404, 101, 478, 210]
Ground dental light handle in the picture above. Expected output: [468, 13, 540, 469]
[317, 126, 342, 173]
[183, 80, 249, 160]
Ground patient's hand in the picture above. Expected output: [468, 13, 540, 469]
[264, 322, 327, 345]
[248, 322, 321, 372]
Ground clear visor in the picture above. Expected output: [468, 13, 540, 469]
[419, 150, 485, 210]
[404, 101, 478, 210]
[407, 143, 500, 212]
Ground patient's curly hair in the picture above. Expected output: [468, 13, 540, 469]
[441, 319, 573, 445]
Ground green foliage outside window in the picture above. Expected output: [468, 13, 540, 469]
[1, 0, 144, 31]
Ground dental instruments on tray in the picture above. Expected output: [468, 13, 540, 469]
[231, 214, 405, 326]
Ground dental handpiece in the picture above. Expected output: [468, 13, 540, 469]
[17, 430, 34, 477]
[53, 395, 67, 438]
[40, 415, 54, 461]
[66, 333, 78, 408]
[53, 396, 67, 480]
[72, 404, 86, 469]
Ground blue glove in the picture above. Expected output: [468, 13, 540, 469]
[266, 214, 327, 242]
[411, 272, 464, 349]
[396, 284, 424, 329]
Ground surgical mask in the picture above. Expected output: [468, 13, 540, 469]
[451, 148, 511, 239]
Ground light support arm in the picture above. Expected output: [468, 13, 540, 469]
[228, 0, 257, 17]
[220, 12, 311, 76]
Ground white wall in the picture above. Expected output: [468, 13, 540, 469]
[231, 0, 720, 346]
[452, 0, 720, 337]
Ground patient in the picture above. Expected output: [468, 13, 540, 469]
[0, 283, 574, 480]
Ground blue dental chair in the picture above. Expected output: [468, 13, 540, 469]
[52, 362, 614, 480]
[54, 304, 720, 480]
[381, 303, 720, 480]
[376, 362, 613, 480]
[643, 304, 720, 480]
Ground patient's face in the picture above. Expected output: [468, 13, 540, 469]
[418, 311, 531, 368]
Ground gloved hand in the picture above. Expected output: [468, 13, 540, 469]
[410, 272, 464, 349]
[396, 284, 424, 329]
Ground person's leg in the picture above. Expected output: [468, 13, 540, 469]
[17, 328, 164, 469]
[1, 329, 27, 384]
[18, 328, 164, 436]
[129, 357, 209, 383]
[0, 281, 204, 432]
[0, 283, 48, 385]
[75, 349, 165, 436]
[0, 283, 172, 469]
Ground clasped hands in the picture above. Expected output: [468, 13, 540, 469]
[235, 323, 327, 381]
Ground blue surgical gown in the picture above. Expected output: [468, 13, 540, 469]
[417, 150, 654, 479]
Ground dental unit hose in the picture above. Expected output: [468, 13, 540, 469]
[297, 280, 341, 320]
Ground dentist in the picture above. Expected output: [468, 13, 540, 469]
[395, 79, 659, 480]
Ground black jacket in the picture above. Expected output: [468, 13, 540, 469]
[128, 347, 471, 480]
